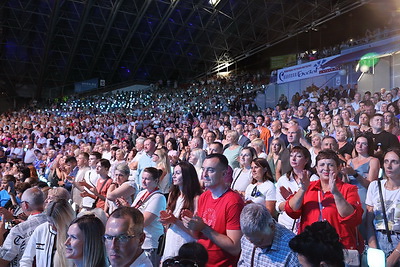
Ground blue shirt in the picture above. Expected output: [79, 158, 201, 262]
[0, 190, 11, 207]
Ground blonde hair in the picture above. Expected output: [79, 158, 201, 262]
[190, 148, 206, 169]
[267, 138, 285, 160]
[250, 138, 266, 154]
[227, 130, 239, 143]
[155, 148, 171, 175]
[46, 199, 76, 267]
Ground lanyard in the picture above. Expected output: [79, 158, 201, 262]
[250, 246, 256, 267]
[134, 188, 159, 209]
[317, 190, 324, 222]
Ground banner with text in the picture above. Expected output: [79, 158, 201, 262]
[277, 55, 340, 84]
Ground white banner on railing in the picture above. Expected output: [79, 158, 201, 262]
[277, 55, 340, 84]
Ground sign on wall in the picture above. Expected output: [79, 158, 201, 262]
[277, 55, 340, 84]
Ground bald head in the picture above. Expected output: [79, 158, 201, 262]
[21, 187, 45, 212]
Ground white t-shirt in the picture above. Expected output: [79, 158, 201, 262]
[275, 173, 319, 232]
[132, 190, 166, 249]
[366, 179, 400, 232]
[81, 169, 99, 208]
[245, 180, 276, 204]
[231, 168, 252, 192]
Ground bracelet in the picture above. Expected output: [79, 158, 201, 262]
[395, 248, 400, 255]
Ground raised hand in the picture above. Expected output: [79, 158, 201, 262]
[328, 171, 339, 194]
[280, 186, 294, 200]
[298, 169, 310, 191]
[115, 197, 129, 207]
[159, 210, 177, 225]
[182, 214, 206, 232]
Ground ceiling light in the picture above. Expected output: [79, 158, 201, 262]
[209, 0, 220, 6]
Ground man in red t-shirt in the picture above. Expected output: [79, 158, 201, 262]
[183, 154, 244, 267]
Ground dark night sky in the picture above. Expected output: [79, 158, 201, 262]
[238, 0, 399, 71]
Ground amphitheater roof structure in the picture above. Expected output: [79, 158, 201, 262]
[0, 0, 371, 97]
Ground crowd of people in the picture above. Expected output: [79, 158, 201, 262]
[0, 74, 400, 266]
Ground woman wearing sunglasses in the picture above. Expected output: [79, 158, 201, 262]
[276, 146, 319, 233]
[244, 158, 276, 217]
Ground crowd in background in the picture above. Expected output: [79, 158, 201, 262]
[0, 73, 400, 266]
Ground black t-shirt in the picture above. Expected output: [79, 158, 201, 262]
[372, 130, 399, 152]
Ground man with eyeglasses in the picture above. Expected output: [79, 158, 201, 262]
[0, 187, 47, 267]
[104, 207, 152, 267]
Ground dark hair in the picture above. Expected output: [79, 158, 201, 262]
[98, 159, 111, 170]
[79, 152, 89, 161]
[15, 182, 31, 194]
[90, 151, 102, 160]
[143, 167, 163, 182]
[289, 145, 312, 172]
[241, 146, 257, 160]
[206, 131, 217, 139]
[384, 147, 400, 163]
[109, 207, 144, 234]
[354, 133, 374, 157]
[167, 162, 202, 217]
[205, 153, 228, 170]
[177, 242, 208, 267]
[387, 103, 399, 115]
[210, 142, 223, 152]
[3, 174, 16, 183]
[65, 156, 77, 165]
[371, 113, 384, 119]
[316, 149, 340, 167]
[166, 138, 178, 150]
[251, 158, 274, 183]
[310, 118, 323, 133]
[289, 221, 344, 267]
[179, 138, 189, 148]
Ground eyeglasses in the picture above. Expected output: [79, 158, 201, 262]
[251, 186, 259, 197]
[163, 258, 199, 267]
[103, 234, 136, 243]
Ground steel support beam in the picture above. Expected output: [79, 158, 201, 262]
[62, 0, 95, 86]
[107, 0, 153, 83]
[88, 0, 124, 77]
[36, 0, 62, 99]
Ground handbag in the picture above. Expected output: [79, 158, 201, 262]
[377, 177, 392, 243]
[318, 190, 360, 266]
[157, 233, 166, 256]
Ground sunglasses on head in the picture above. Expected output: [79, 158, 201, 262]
[163, 258, 199, 267]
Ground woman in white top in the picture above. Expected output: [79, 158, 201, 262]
[366, 148, 400, 265]
[231, 147, 257, 197]
[267, 138, 286, 182]
[118, 167, 166, 267]
[105, 163, 137, 215]
[160, 161, 202, 263]
[21, 199, 76, 267]
[152, 148, 172, 194]
[250, 138, 268, 159]
[275, 146, 319, 233]
[188, 148, 206, 183]
[245, 158, 276, 217]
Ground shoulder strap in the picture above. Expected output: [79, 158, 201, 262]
[377, 178, 392, 243]
[231, 169, 243, 190]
